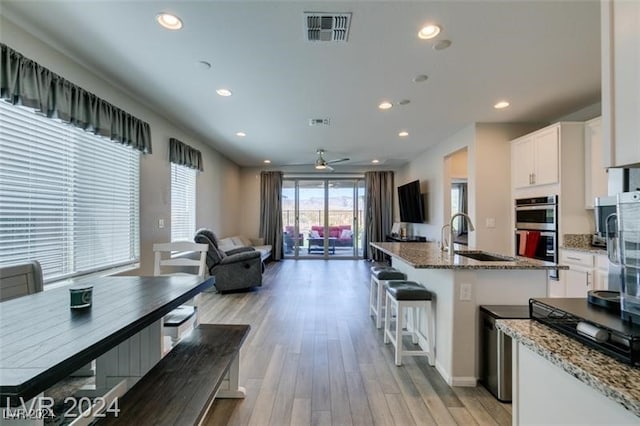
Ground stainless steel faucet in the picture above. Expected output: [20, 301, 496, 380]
[440, 224, 450, 251]
[449, 213, 475, 255]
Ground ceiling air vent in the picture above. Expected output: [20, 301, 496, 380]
[304, 13, 351, 42]
[309, 118, 330, 126]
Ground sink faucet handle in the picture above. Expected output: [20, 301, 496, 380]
[440, 224, 451, 251]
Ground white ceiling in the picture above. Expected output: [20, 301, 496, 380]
[1, 1, 601, 169]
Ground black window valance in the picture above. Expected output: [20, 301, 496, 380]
[169, 138, 203, 171]
[0, 43, 152, 154]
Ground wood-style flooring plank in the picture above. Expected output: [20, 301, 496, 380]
[202, 260, 512, 426]
[327, 339, 353, 425]
[290, 398, 311, 426]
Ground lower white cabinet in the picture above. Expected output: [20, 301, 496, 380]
[555, 249, 608, 298]
[564, 266, 593, 297]
[594, 253, 609, 290]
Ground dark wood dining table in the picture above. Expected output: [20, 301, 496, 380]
[0, 275, 213, 407]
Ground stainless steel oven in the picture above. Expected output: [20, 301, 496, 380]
[515, 195, 558, 279]
[515, 195, 557, 231]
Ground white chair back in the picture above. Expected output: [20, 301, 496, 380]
[153, 242, 208, 277]
[0, 261, 44, 302]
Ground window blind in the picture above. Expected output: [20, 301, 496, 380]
[0, 100, 140, 282]
[171, 163, 196, 242]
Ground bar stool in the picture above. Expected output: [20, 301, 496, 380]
[383, 281, 435, 366]
[369, 267, 407, 329]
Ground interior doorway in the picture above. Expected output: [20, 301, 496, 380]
[444, 148, 469, 246]
[282, 178, 364, 259]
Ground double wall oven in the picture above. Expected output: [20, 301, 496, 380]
[514, 195, 558, 279]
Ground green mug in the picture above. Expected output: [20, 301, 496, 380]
[70, 286, 93, 309]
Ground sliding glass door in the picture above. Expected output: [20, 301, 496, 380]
[282, 178, 364, 259]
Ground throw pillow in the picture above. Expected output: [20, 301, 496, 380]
[238, 235, 252, 247]
[250, 237, 264, 246]
[340, 229, 353, 239]
[310, 230, 320, 239]
[219, 238, 236, 252]
[231, 236, 245, 247]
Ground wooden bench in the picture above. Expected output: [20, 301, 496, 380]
[98, 324, 250, 425]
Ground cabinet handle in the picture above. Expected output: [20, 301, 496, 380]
[586, 272, 592, 287]
[566, 256, 582, 261]
[532, 173, 536, 184]
[529, 173, 533, 185]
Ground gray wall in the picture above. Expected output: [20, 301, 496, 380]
[2, 17, 242, 275]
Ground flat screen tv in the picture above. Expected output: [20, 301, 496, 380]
[398, 180, 425, 223]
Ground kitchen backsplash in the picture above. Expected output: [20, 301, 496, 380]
[563, 234, 593, 249]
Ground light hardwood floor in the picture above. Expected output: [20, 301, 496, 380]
[201, 260, 512, 426]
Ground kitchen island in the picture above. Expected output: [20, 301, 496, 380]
[497, 319, 640, 425]
[370, 241, 563, 386]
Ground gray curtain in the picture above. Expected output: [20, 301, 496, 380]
[259, 171, 283, 261]
[169, 138, 203, 171]
[0, 43, 152, 154]
[365, 171, 395, 261]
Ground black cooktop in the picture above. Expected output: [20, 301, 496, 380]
[530, 298, 640, 366]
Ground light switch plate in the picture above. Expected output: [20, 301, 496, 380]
[158, 219, 165, 229]
[460, 283, 472, 301]
[485, 218, 496, 228]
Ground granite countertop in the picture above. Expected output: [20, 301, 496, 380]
[561, 234, 608, 255]
[369, 242, 565, 270]
[497, 319, 640, 417]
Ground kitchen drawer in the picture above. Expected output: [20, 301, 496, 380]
[560, 250, 594, 268]
[595, 253, 609, 270]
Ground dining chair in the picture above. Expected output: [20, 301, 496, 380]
[152, 242, 208, 350]
[0, 260, 44, 302]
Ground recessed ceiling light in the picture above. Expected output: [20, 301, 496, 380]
[494, 100, 510, 109]
[378, 101, 393, 110]
[216, 88, 232, 97]
[399, 131, 409, 137]
[156, 13, 183, 30]
[263, 160, 271, 164]
[236, 132, 246, 137]
[418, 24, 441, 40]
[398, 99, 411, 106]
[433, 39, 452, 51]
[413, 74, 429, 83]
[372, 159, 380, 164]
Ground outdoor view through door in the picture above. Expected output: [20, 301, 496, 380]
[282, 179, 365, 259]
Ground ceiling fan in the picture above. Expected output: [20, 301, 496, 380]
[313, 149, 350, 171]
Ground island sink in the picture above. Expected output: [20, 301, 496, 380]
[455, 250, 516, 262]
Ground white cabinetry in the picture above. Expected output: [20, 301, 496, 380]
[584, 117, 608, 209]
[556, 249, 609, 298]
[594, 252, 609, 291]
[601, 0, 640, 167]
[511, 122, 591, 240]
[560, 250, 594, 298]
[512, 126, 559, 189]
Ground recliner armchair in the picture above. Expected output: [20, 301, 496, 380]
[194, 229, 263, 292]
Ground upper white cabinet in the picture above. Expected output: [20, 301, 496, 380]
[511, 122, 591, 236]
[584, 117, 608, 208]
[601, 0, 640, 167]
[512, 126, 559, 189]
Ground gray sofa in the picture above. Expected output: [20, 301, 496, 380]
[216, 235, 272, 263]
[194, 229, 262, 292]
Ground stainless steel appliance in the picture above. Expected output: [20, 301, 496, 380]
[479, 305, 530, 402]
[514, 195, 558, 279]
[515, 195, 558, 231]
[607, 191, 640, 323]
[594, 195, 617, 246]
